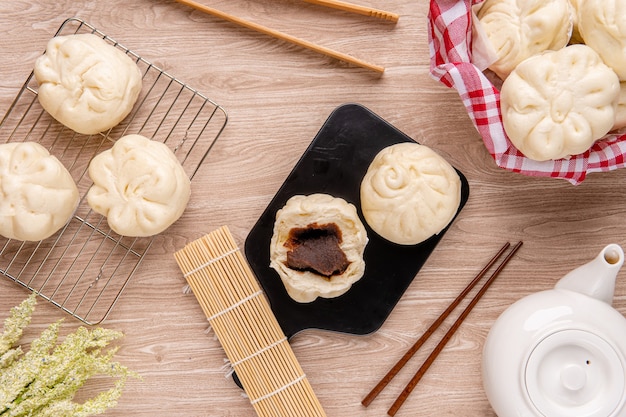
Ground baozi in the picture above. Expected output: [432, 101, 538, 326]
[86, 134, 190, 237]
[34, 33, 142, 135]
[500, 45, 620, 161]
[578, 0, 626, 81]
[360, 143, 461, 245]
[476, 0, 573, 80]
[614, 82, 626, 131]
[0, 142, 79, 241]
[269, 193, 368, 303]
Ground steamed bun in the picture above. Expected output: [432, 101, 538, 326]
[614, 82, 626, 131]
[500, 45, 620, 161]
[578, 0, 626, 81]
[567, 0, 584, 44]
[360, 143, 461, 246]
[476, 0, 573, 79]
[0, 142, 79, 241]
[34, 33, 142, 135]
[269, 194, 368, 303]
[86, 134, 190, 237]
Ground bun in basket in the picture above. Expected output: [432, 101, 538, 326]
[500, 45, 620, 161]
[578, 0, 626, 81]
[475, 0, 573, 80]
[0, 142, 79, 241]
[615, 83, 626, 131]
[34, 33, 142, 135]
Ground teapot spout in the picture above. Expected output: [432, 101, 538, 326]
[555, 244, 624, 304]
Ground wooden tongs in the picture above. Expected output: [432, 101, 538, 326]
[174, 0, 398, 73]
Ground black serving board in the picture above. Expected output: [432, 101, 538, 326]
[244, 103, 470, 338]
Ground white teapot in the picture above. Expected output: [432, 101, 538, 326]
[482, 244, 626, 417]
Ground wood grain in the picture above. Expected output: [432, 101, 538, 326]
[1, 1, 626, 416]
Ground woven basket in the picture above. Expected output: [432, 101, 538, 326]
[428, 0, 626, 184]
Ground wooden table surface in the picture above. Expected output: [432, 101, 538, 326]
[2, 1, 626, 416]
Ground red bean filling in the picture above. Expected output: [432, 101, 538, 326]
[284, 222, 350, 278]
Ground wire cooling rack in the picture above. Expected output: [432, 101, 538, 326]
[0, 18, 228, 325]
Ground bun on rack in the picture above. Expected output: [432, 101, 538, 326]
[86, 134, 190, 237]
[34, 33, 142, 135]
[0, 142, 79, 241]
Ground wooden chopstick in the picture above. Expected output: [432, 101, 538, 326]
[361, 242, 512, 408]
[386, 241, 523, 416]
[174, 0, 385, 73]
[301, 0, 399, 22]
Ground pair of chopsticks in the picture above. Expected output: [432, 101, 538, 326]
[174, 0, 398, 73]
[362, 241, 523, 416]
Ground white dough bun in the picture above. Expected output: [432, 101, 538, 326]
[34, 33, 142, 135]
[269, 193, 368, 303]
[360, 142, 461, 245]
[614, 82, 626, 131]
[0, 142, 79, 241]
[86, 134, 190, 237]
[578, 0, 626, 81]
[500, 45, 620, 161]
[476, 0, 573, 80]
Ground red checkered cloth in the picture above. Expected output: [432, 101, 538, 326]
[428, 0, 626, 184]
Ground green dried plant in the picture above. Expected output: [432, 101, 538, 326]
[0, 293, 139, 416]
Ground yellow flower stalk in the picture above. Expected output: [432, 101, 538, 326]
[0, 293, 36, 356]
[0, 293, 139, 416]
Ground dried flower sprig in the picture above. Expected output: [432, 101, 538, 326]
[0, 292, 36, 358]
[0, 293, 139, 416]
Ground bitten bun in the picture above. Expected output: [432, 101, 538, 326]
[360, 142, 461, 245]
[86, 134, 190, 237]
[34, 33, 142, 135]
[500, 45, 620, 161]
[0, 142, 79, 241]
[269, 194, 368, 303]
[476, 0, 572, 80]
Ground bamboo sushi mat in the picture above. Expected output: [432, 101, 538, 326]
[173, 226, 327, 417]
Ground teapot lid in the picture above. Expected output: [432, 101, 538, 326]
[525, 329, 626, 416]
